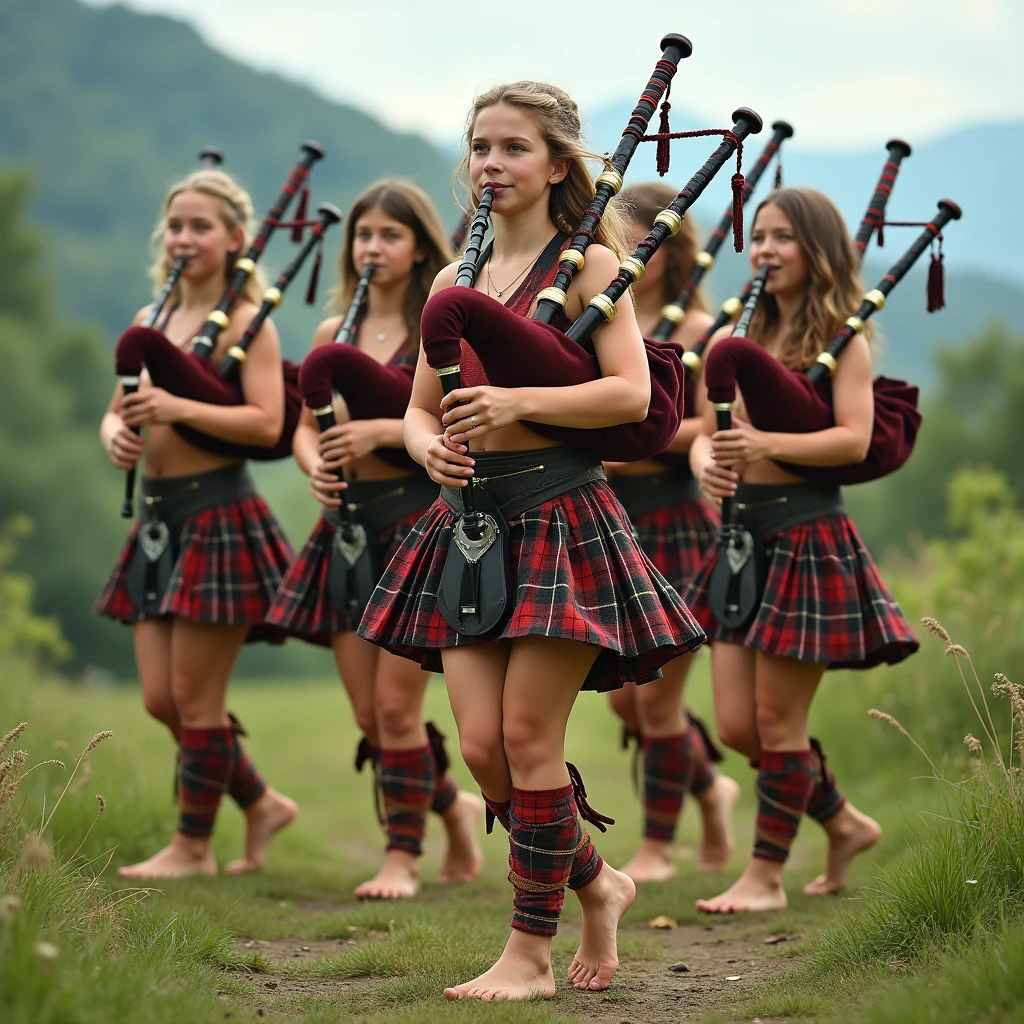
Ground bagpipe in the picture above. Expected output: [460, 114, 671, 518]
[681, 136, 914, 383]
[297, 260, 420, 470]
[419, 37, 763, 463]
[296, 261, 425, 618]
[650, 119, 794, 344]
[117, 142, 335, 517]
[704, 198, 962, 486]
[707, 264, 771, 629]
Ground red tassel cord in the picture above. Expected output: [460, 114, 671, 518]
[927, 243, 945, 313]
[774, 161, 783, 190]
[876, 220, 885, 247]
[306, 240, 323, 306]
[656, 85, 672, 177]
[731, 173, 746, 252]
[292, 187, 309, 243]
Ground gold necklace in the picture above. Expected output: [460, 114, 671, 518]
[486, 243, 547, 298]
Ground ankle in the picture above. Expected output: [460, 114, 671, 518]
[172, 832, 212, 858]
[506, 928, 553, 969]
[746, 856, 785, 888]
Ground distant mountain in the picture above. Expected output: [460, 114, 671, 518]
[0, 0, 460, 359]
[586, 99, 1022, 288]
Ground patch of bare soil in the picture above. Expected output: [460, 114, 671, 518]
[556, 916, 801, 1023]
[231, 936, 378, 1015]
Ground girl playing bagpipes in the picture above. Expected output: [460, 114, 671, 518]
[95, 169, 298, 879]
[604, 182, 739, 883]
[265, 180, 484, 899]
[686, 187, 918, 913]
[357, 81, 705, 1001]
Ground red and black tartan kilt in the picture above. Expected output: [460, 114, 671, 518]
[93, 494, 294, 644]
[683, 511, 918, 669]
[265, 508, 426, 643]
[357, 480, 706, 692]
[630, 498, 719, 592]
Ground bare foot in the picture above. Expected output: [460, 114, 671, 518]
[619, 839, 676, 883]
[117, 833, 217, 879]
[438, 791, 484, 884]
[804, 802, 881, 896]
[696, 859, 787, 914]
[695, 774, 741, 871]
[568, 864, 636, 991]
[444, 930, 555, 1001]
[354, 849, 421, 900]
[224, 788, 298, 875]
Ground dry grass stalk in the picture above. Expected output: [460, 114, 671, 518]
[0, 722, 27, 759]
[41, 731, 113, 835]
[869, 709, 939, 774]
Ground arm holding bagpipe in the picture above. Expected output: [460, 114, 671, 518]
[702, 199, 961, 485]
[121, 314, 285, 446]
[441, 242, 651, 442]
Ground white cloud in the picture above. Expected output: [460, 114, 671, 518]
[82, 0, 1023, 147]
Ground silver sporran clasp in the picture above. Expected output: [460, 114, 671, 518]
[726, 528, 755, 575]
[453, 515, 499, 563]
[139, 520, 170, 563]
[335, 523, 368, 566]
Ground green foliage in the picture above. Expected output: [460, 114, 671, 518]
[847, 324, 1024, 554]
[0, 168, 132, 673]
[0, 516, 69, 664]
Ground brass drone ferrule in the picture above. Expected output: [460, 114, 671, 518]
[596, 169, 623, 194]
[587, 293, 617, 323]
[695, 250, 714, 269]
[682, 350, 702, 372]
[654, 210, 682, 236]
[659, 304, 685, 326]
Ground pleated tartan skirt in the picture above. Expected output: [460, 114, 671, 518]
[629, 497, 720, 593]
[357, 479, 706, 692]
[93, 493, 293, 644]
[266, 508, 426, 642]
[683, 510, 918, 669]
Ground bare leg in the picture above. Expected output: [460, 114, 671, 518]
[356, 648, 432, 899]
[507, 639, 634, 996]
[698, 653, 823, 914]
[119, 619, 247, 879]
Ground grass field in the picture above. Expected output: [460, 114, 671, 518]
[3, 642, 979, 1024]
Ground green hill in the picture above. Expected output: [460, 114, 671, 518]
[0, 0, 460, 358]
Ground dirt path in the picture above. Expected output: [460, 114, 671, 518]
[235, 913, 801, 1022]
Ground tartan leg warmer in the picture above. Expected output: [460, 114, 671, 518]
[226, 714, 266, 810]
[379, 746, 435, 856]
[642, 733, 696, 842]
[485, 792, 602, 892]
[426, 722, 459, 816]
[806, 737, 847, 825]
[753, 749, 816, 863]
[178, 726, 236, 837]
[508, 785, 584, 937]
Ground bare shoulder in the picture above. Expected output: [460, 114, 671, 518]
[132, 305, 152, 326]
[574, 243, 620, 285]
[311, 315, 343, 349]
[430, 261, 461, 295]
[835, 332, 872, 377]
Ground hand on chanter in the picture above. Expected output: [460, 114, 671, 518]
[440, 385, 519, 443]
[318, 420, 378, 469]
[107, 423, 144, 471]
[310, 461, 347, 510]
[711, 415, 772, 465]
[120, 387, 185, 427]
[424, 433, 475, 488]
[699, 458, 739, 505]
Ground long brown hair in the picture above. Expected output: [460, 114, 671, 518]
[149, 169, 265, 306]
[747, 187, 870, 371]
[455, 81, 630, 258]
[334, 179, 453, 349]
[616, 182, 710, 314]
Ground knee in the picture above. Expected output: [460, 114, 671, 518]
[754, 703, 790, 749]
[374, 696, 419, 742]
[142, 691, 178, 732]
[459, 733, 505, 784]
[501, 715, 550, 776]
[352, 709, 378, 746]
[717, 718, 759, 759]
[634, 685, 682, 731]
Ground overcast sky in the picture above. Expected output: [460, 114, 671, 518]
[85, 0, 1019, 149]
